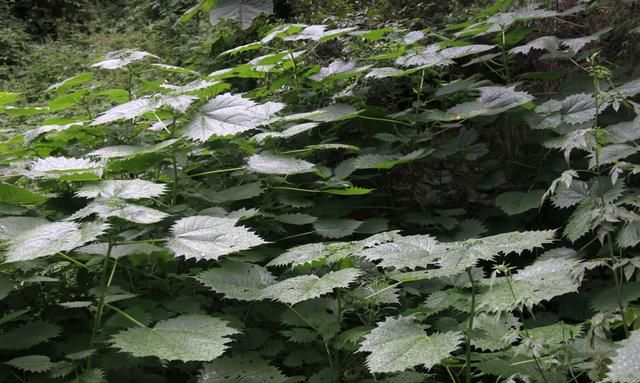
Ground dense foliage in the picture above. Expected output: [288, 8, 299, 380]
[2, 1, 640, 382]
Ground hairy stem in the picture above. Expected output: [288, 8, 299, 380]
[88, 241, 113, 368]
[465, 268, 477, 383]
[286, 304, 334, 369]
[505, 273, 549, 383]
[607, 233, 630, 337]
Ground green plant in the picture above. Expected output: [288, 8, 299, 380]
[1, 2, 640, 383]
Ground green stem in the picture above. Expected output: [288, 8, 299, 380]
[118, 238, 165, 245]
[88, 241, 113, 368]
[607, 233, 630, 337]
[58, 252, 89, 270]
[276, 231, 315, 242]
[171, 155, 179, 205]
[364, 281, 402, 300]
[415, 69, 425, 119]
[286, 304, 334, 369]
[357, 115, 414, 127]
[505, 274, 549, 383]
[107, 258, 118, 287]
[126, 66, 135, 100]
[501, 27, 511, 82]
[104, 303, 148, 328]
[289, 51, 300, 90]
[465, 268, 477, 383]
[189, 166, 245, 177]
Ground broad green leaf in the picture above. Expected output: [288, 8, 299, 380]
[76, 180, 166, 200]
[551, 180, 589, 208]
[247, 153, 315, 175]
[47, 73, 93, 93]
[606, 330, 640, 383]
[0, 183, 48, 205]
[5, 355, 54, 373]
[68, 201, 168, 224]
[359, 316, 463, 373]
[0, 217, 49, 240]
[435, 75, 489, 97]
[199, 356, 288, 383]
[23, 121, 84, 142]
[534, 93, 597, 129]
[276, 213, 317, 225]
[615, 78, 640, 98]
[178, 0, 216, 24]
[618, 222, 640, 248]
[0, 92, 19, 106]
[448, 86, 533, 119]
[395, 44, 450, 68]
[562, 27, 611, 54]
[47, 89, 88, 111]
[209, 0, 273, 29]
[510, 35, 560, 55]
[267, 242, 328, 268]
[470, 312, 520, 351]
[92, 95, 196, 125]
[261, 268, 362, 305]
[87, 139, 180, 159]
[28, 157, 103, 180]
[589, 144, 640, 168]
[3, 220, 108, 263]
[477, 252, 582, 311]
[336, 150, 427, 179]
[253, 122, 319, 142]
[110, 315, 240, 362]
[320, 186, 373, 195]
[313, 218, 363, 239]
[196, 261, 276, 301]
[205, 182, 265, 203]
[92, 50, 159, 70]
[161, 79, 219, 93]
[361, 234, 438, 269]
[590, 282, 640, 312]
[219, 41, 263, 56]
[0, 274, 12, 300]
[184, 93, 285, 141]
[167, 216, 266, 261]
[435, 230, 556, 273]
[283, 25, 357, 42]
[495, 189, 544, 215]
[0, 321, 61, 350]
[309, 60, 370, 81]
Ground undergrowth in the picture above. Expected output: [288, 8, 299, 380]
[1, 1, 640, 382]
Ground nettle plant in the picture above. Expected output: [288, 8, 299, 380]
[1, 2, 640, 383]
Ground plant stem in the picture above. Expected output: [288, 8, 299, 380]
[188, 166, 245, 177]
[606, 232, 630, 337]
[290, 51, 300, 90]
[104, 303, 148, 328]
[501, 27, 511, 82]
[504, 273, 549, 383]
[364, 281, 402, 300]
[357, 115, 414, 127]
[171, 155, 179, 205]
[88, 241, 113, 369]
[107, 258, 118, 287]
[415, 69, 425, 119]
[465, 268, 477, 383]
[286, 304, 334, 369]
[276, 231, 315, 242]
[58, 252, 89, 270]
[119, 238, 165, 245]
